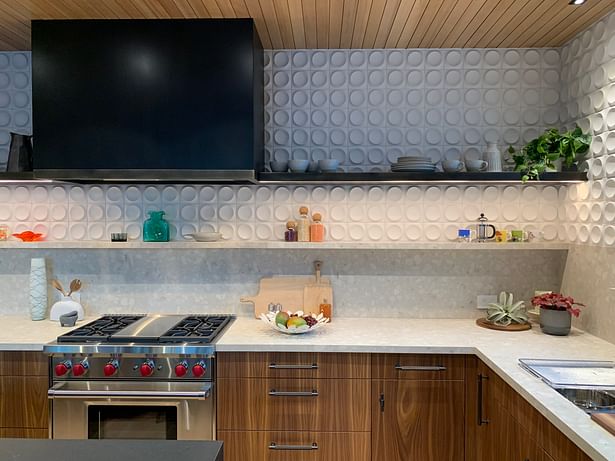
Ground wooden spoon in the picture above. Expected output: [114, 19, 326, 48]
[67, 279, 82, 297]
[51, 279, 66, 296]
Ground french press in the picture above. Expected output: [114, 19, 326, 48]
[475, 213, 496, 242]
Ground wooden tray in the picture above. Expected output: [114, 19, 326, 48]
[476, 318, 532, 331]
[591, 413, 615, 436]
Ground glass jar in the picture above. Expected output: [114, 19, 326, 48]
[143, 211, 170, 242]
[310, 213, 325, 242]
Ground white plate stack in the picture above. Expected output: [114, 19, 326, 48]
[391, 156, 437, 172]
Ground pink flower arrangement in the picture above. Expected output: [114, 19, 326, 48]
[531, 292, 584, 318]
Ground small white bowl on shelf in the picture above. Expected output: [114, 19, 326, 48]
[259, 310, 329, 335]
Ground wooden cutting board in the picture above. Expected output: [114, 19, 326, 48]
[241, 275, 331, 318]
[591, 413, 615, 436]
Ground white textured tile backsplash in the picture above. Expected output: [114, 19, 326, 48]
[0, 52, 32, 169]
[0, 184, 564, 243]
[559, 10, 615, 247]
[0, 46, 570, 243]
[263, 48, 561, 169]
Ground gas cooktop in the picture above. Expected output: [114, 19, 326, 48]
[56, 314, 234, 345]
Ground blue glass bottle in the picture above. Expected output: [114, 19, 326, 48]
[143, 211, 170, 242]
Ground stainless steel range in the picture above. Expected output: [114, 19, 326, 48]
[44, 314, 234, 440]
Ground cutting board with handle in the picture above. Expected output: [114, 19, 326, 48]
[303, 261, 333, 317]
[241, 261, 332, 318]
[591, 413, 615, 436]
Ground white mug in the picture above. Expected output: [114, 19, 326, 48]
[466, 159, 488, 172]
[442, 160, 465, 172]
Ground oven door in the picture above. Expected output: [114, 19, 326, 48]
[48, 381, 214, 440]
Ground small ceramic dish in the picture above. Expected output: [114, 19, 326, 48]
[259, 310, 329, 335]
[183, 232, 225, 242]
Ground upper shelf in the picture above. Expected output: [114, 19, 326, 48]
[0, 241, 570, 250]
[0, 171, 587, 185]
[257, 172, 588, 185]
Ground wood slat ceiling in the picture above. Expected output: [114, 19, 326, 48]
[0, 0, 613, 50]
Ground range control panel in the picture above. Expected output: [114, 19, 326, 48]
[51, 355, 214, 381]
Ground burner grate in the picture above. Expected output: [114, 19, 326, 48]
[57, 315, 145, 343]
[159, 315, 232, 344]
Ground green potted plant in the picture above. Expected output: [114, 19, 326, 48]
[531, 292, 584, 336]
[509, 126, 591, 182]
[486, 292, 529, 327]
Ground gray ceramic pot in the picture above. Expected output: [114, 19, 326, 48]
[539, 307, 572, 336]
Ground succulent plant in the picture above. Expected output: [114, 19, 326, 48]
[487, 292, 528, 326]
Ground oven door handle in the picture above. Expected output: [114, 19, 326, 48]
[47, 382, 212, 400]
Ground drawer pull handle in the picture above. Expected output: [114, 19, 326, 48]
[269, 389, 319, 397]
[395, 365, 447, 371]
[269, 442, 318, 451]
[269, 363, 318, 369]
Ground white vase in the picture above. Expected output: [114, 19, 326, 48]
[50, 296, 85, 321]
[483, 143, 502, 172]
[29, 258, 47, 321]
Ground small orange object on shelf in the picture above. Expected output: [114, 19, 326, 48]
[12, 231, 44, 242]
[310, 213, 325, 242]
[319, 298, 332, 320]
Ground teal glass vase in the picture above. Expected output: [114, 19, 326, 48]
[143, 211, 170, 242]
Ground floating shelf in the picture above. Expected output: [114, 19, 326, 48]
[257, 171, 587, 185]
[0, 241, 570, 250]
[0, 172, 55, 183]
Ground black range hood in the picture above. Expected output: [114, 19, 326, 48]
[31, 19, 263, 183]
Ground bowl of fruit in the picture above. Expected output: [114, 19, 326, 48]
[260, 310, 329, 335]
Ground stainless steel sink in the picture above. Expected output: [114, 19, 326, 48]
[555, 388, 615, 414]
[519, 358, 615, 414]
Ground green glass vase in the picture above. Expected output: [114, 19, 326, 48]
[143, 211, 170, 242]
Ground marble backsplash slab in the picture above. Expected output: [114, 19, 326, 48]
[0, 248, 567, 318]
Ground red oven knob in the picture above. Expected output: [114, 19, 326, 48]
[140, 359, 155, 377]
[54, 360, 72, 377]
[174, 361, 188, 377]
[192, 361, 206, 378]
[103, 359, 119, 377]
[72, 360, 89, 377]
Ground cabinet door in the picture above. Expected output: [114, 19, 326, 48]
[482, 400, 544, 461]
[0, 376, 48, 429]
[372, 379, 465, 461]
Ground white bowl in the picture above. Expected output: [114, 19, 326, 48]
[260, 310, 329, 335]
[288, 159, 310, 173]
[318, 159, 340, 172]
[183, 232, 224, 242]
[270, 161, 288, 172]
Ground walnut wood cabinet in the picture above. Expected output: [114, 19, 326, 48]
[0, 351, 49, 438]
[217, 352, 371, 461]
[467, 357, 591, 461]
[217, 352, 594, 461]
[371, 354, 466, 461]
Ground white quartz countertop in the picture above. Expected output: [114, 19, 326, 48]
[1, 315, 614, 460]
[0, 316, 95, 350]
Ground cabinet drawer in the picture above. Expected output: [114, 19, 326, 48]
[217, 378, 370, 431]
[217, 431, 370, 461]
[217, 352, 370, 379]
[0, 352, 48, 376]
[372, 354, 465, 380]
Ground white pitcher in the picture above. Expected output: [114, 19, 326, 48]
[483, 143, 502, 172]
